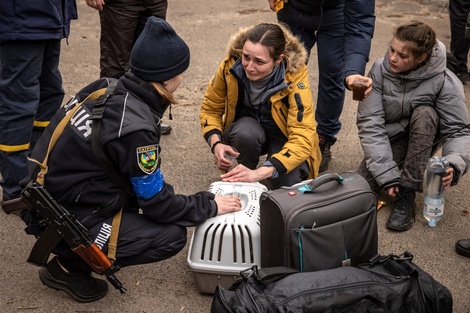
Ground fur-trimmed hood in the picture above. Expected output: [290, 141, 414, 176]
[225, 24, 308, 74]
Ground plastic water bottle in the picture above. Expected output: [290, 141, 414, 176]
[423, 156, 448, 227]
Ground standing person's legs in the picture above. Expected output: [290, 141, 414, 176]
[278, 4, 345, 172]
[449, 0, 470, 82]
[134, 0, 168, 41]
[315, 5, 345, 172]
[0, 40, 50, 200]
[99, 0, 168, 79]
[99, 1, 143, 78]
[33, 40, 64, 150]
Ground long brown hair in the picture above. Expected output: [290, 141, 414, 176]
[393, 20, 437, 64]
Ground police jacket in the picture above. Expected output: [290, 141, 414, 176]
[357, 40, 470, 188]
[0, 1, 77, 43]
[29, 74, 218, 229]
[200, 25, 321, 179]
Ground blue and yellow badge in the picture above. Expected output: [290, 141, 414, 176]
[137, 145, 158, 174]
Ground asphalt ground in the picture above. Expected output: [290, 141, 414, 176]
[1, 0, 469, 312]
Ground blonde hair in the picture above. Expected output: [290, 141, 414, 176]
[151, 82, 177, 104]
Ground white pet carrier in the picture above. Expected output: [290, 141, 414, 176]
[187, 181, 268, 294]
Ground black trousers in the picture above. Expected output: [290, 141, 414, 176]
[450, 0, 470, 75]
[43, 211, 187, 273]
[98, 0, 168, 78]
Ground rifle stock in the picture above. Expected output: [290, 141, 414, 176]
[21, 181, 126, 294]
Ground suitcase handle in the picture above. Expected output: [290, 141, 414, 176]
[305, 173, 343, 192]
[279, 173, 344, 192]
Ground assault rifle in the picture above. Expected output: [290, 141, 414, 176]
[4, 181, 126, 294]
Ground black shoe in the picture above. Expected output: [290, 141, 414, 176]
[39, 257, 108, 302]
[161, 122, 172, 135]
[319, 138, 331, 173]
[455, 238, 470, 258]
[457, 72, 469, 84]
[386, 186, 416, 231]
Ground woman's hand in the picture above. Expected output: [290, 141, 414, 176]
[442, 167, 454, 191]
[213, 144, 239, 172]
[220, 164, 274, 183]
[214, 195, 242, 215]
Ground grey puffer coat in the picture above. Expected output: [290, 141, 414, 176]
[357, 40, 470, 187]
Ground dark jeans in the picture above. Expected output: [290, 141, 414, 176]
[222, 117, 309, 189]
[357, 106, 440, 193]
[450, 0, 470, 75]
[277, 2, 345, 144]
[99, 0, 168, 78]
[0, 40, 64, 200]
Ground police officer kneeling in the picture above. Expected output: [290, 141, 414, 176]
[19, 17, 241, 302]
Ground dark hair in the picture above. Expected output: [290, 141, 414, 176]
[393, 20, 436, 64]
[245, 23, 286, 60]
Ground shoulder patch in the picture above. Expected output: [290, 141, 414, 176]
[297, 82, 306, 89]
[137, 145, 158, 174]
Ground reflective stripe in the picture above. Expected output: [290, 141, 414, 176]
[0, 143, 30, 152]
[33, 120, 50, 128]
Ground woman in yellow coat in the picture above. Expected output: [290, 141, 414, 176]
[200, 23, 321, 189]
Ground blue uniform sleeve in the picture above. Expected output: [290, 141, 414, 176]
[343, 0, 376, 79]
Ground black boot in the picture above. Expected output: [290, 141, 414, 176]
[455, 238, 470, 258]
[386, 186, 416, 231]
[319, 137, 332, 173]
[39, 257, 109, 302]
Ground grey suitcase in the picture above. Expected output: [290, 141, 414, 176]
[260, 171, 378, 272]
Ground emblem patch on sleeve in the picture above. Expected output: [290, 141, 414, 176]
[137, 145, 158, 174]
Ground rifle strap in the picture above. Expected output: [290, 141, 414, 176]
[91, 82, 135, 196]
[107, 208, 123, 260]
[29, 88, 109, 185]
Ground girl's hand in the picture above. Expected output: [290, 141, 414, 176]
[214, 195, 242, 215]
[442, 167, 454, 191]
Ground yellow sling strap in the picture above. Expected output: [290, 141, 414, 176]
[28, 87, 123, 260]
[29, 88, 108, 185]
[108, 208, 123, 261]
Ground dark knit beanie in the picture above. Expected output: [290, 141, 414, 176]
[130, 17, 190, 82]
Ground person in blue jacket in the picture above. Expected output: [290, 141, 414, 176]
[268, 0, 375, 172]
[0, 1, 78, 204]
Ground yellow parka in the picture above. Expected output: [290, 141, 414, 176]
[200, 25, 321, 179]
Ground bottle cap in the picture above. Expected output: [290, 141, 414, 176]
[428, 220, 437, 227]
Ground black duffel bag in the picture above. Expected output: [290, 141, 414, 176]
[211, 252, 452, 313]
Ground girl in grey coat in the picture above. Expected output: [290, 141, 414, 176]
[356, 20, 470, 232]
